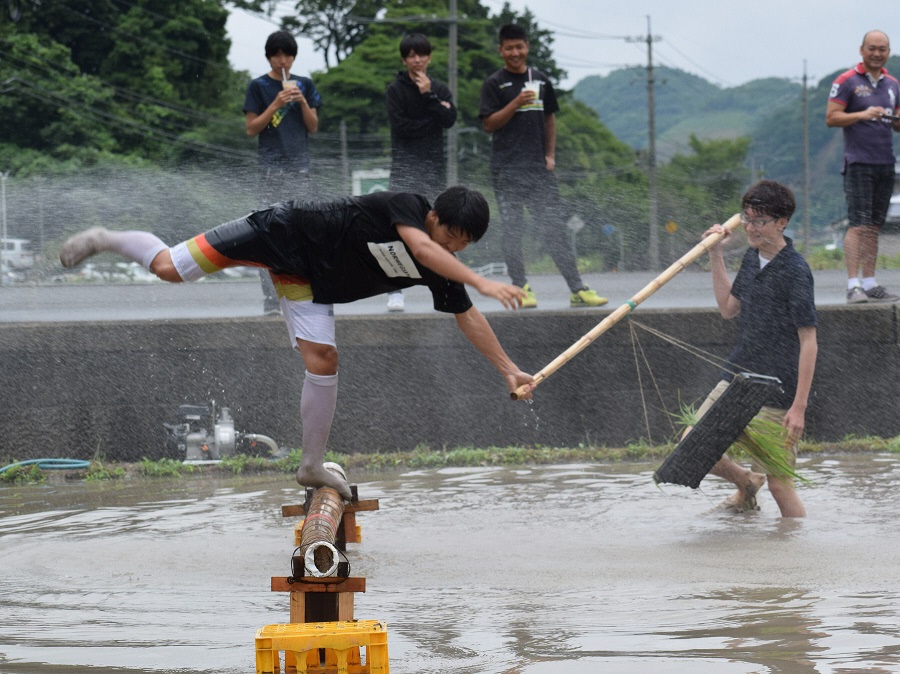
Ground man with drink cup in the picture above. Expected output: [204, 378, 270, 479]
[479, 24, 606, 309]
[243, 30, 323, 315]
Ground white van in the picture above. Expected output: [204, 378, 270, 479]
[0, 238, 35, 270]
[887, 193, 900, 225]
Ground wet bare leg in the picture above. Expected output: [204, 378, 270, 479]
[767, 475, 806, 518]
[709, 455, 765, 510]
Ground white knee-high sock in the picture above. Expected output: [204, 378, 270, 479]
[300, 371, 338, 465]
[101, 230, 169, 269]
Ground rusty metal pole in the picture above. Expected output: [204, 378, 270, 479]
[295, 463, 347, 578]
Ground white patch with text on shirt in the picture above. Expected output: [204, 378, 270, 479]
[367, 241, 422, 279]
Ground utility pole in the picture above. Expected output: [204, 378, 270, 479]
[802, 60, 811, 253]
[340, 120, 350, 194]
[0, 171, 8, 287]
[627, 16, 661, 269]
[446, 0, 458, 187]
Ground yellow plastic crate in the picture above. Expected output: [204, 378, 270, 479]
[255, 620, 389, 674]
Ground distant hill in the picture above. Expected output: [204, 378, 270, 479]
[573, 61, 900, 228]
[573, 66, 801, 158]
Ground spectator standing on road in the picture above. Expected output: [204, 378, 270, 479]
[384, 33, 457, 313]
[244, 30, 323, 315]
[826, 29, 900, 304]
[479, 24, 606, 309]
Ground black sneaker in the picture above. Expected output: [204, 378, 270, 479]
[864, 285, 900, 302]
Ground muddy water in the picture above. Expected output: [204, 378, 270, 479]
[1, 454, 898, 674]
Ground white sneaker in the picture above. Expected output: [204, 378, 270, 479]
[386, 292, 405, 312]
[59, 227, 108, 268]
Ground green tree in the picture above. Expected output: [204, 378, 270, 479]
[556, 98, 647, 270]
[490, 1, 564, 84]
[0, 0, 250, 168]
[0, 32, 120, 168]
[308, 0, 562, 142]
[657, 134, 750, 261]
[281, 0, 382, 68]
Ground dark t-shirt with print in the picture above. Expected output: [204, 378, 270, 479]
[479, 66, 559, 174]
[243, 74, 322, 170]
[209, 192, 472, 313]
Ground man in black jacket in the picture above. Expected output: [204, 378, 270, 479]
[384, 33, 457, 312]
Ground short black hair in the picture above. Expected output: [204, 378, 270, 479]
[433, 186, 490, 242]
[400, 33, 432, 58]
[265, 30, 298, 59]
[742, 180, 796, 221]
[499, 24, 527, 44]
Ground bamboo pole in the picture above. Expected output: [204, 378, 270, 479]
[511, 213, 742, 400]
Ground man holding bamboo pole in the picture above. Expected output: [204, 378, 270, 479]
[695, 181, 817, 517]
[479, 24, 607, 309]
[58, 186, 534, 500]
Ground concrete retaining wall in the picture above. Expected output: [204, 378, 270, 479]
[1, 304, 897, 462]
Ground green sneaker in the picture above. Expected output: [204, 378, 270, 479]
[570, 287, 608, 307]
[520, 283, 538, 308]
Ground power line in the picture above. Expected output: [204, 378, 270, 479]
[6, 77, 255, 160]
[54, 1, 231, 71]
[0, 47, 238, 129]
[655, 39, 734, 88]
[108, 0, 226, 39]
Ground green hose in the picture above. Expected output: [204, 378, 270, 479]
[0, 458, 92, 474]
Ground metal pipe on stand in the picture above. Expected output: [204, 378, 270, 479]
[295, 463, 347, 578]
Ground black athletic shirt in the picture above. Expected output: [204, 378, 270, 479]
[221, 191, 473, 313]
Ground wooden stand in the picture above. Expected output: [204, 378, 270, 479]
[273, 490, 380, 624]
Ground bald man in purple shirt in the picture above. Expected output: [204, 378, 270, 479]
[826, 30, 900, 304]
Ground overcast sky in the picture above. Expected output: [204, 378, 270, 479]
[226, 0, 886, 90]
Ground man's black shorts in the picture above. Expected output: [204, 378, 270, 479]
[844, 162, 895, 227]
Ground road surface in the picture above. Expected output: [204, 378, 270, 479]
[2, 269, 898, 323]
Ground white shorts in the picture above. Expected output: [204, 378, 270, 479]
[281, 297, 336, 349]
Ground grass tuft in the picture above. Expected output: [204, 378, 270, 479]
[672, 403, 806, 482]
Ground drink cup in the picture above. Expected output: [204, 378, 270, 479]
[282, 75, 299, 103]
[281, 68, 297, 92]
[523, 80, 541, 99]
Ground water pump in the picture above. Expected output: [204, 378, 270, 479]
[163, 400, 279, 461]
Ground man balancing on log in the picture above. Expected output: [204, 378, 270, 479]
[58, 186, 535, 499]
[696, 180, 817, 517]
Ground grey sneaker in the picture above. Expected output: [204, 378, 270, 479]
[863, 285, 900, 302]
[847, 286, 868, 304]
